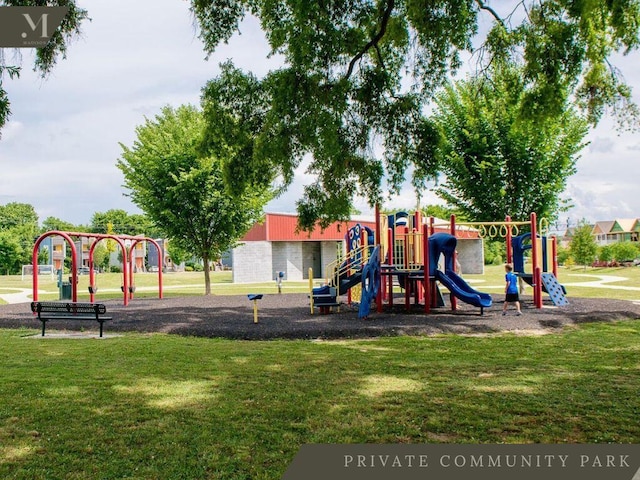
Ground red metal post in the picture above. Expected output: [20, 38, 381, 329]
[530, 213, 542, 308]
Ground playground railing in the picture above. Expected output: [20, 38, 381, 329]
[325, 245, 370, 287]
[390, 231, 424, 271]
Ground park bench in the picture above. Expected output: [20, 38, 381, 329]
[30, 301, 112, 337]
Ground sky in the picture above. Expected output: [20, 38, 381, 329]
[1, 0, 640, 231]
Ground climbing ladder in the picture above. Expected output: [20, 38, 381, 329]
[541, 273, 569, 306]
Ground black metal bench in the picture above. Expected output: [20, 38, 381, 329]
[30, 301, 112, 337]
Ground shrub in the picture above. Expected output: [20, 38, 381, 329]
[484, 240, 505, 265]
[611, 242, 639, 262]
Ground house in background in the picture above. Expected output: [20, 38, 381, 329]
[563, 218, 640, 246]
[597, 219, 640, 244]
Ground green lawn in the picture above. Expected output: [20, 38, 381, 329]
[0, 322, 638, 479]
[4, 263, 640, 302]
[1, 271, 314, 301]
[1, 266, 639, 479]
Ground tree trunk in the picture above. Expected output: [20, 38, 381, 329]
[203, 253, 211, 295]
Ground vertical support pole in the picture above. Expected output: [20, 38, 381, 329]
[552, 236, 558, 279]
[309, 267, 314, 314]
[505, 215, 513, 265]
[423, 224, 430, 314]
[253, 300, 259, 323]
[531, 212, 542, 308]
[404, 226, 410, 312]
[128, 244, 135, 300]
[375, 204, 383, 313]
[387, 228, 393, 309]
[403, 226, 409, 270]
[32, 236, 43, 303]
[449, 214, 457, 311]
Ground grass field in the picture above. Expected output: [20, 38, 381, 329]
[0, 270, 314, 304]
[1, 264, 640, 304]
[0, 322, 638, 479]
[1, 266, 639, 479]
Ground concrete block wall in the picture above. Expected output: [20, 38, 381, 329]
[456, 238, 484, 274]
[232, 241, 273, 283]
[272, 242, 304, 281]
[271, 243, 288, 281]
[320, 241, 341, 280]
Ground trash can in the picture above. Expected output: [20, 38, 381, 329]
[61, 281, 72, 300]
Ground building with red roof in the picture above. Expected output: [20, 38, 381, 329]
[232, 212, 484, 283]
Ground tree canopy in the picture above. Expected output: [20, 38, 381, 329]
[0, 202, 39, 274]
[117, 104, 271, 295]
[90, 209, 162, 238]
[428, 65, 589, 222]
[191, 0, 640, 228]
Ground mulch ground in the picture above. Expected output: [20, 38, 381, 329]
[1, 293, 639, 340]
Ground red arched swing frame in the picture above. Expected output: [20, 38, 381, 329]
[32, 231, 163, 306]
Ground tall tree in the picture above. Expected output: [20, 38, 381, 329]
[0, 230, 23, 274]
[0, 202, 38, 230]
[428, 64, 589, 222]
[0, 202, 39, 272]
[570, 221, 598, 269]
[117, 104, 271, 295]
[0, 1, 89, 136]
[192, 0, 640, 229]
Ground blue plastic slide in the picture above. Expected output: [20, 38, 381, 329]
[435, 269, 492, 311]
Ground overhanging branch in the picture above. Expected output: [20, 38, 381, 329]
[475, 0, 506, 28]
[344, 0, 395, 80]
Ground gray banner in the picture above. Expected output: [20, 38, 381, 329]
[282, 444, 640, 480]
[0, 6, 69, 48]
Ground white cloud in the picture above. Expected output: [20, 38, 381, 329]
[588, 137, 615, 153]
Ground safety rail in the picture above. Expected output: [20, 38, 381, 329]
[388, 231, 425, 270]
[325, 245, 370, 288]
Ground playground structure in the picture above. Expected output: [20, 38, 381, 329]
[310, 210, 566, 318]
[31, 231, 164, 306]
[510, 228, 568, 307]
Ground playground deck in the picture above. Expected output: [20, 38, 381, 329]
[1, 294, 639, 340]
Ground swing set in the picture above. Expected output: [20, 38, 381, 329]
[32, 231, 164, 306]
